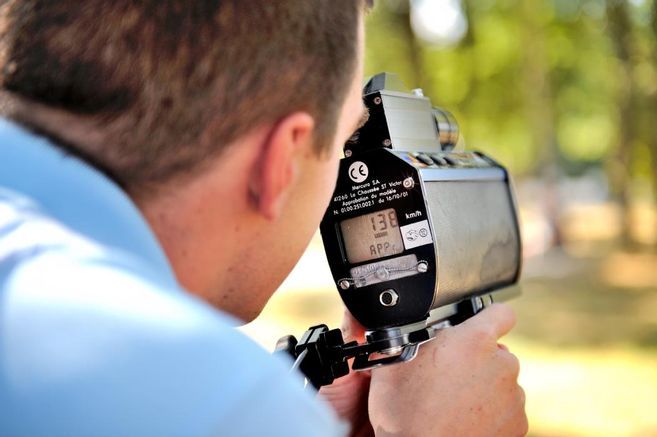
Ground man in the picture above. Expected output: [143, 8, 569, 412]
[0, 1, 527, 436]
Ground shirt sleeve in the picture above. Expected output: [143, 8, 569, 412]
[0, 249, 347, 437]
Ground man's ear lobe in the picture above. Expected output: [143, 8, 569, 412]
[249, 112, 315, 221]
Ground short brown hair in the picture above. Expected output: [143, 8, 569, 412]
[0, 1, 368, 187]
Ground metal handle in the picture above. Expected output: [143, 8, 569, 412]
[352, 343, 421, 371]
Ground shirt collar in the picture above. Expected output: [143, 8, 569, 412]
[0, 118, 178, 287]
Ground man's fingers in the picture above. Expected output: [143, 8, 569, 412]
[497, 348, 521, 379]
[341, 308, 367, 342]
[460, 303, 516, 340]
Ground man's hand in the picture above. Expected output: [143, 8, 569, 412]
[368, 303, 528, 437]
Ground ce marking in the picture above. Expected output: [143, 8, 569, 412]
[348, 161, 369, 183]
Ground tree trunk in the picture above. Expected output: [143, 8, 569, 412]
[392, 3, 429, 94]
[520, 0, 562, 247]
[606, 0, 638, 248]
[646, 0, 657, 249]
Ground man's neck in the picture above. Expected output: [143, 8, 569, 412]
[134, 129, 271, 320]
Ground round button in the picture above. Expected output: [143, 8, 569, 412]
[379, 289, 399, 307]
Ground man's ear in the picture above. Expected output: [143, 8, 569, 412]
[249, 112, 315, 221]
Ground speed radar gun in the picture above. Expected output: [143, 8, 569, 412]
[276, 73, 522, 389]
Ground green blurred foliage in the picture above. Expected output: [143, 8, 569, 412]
[364, 0, 657, 186]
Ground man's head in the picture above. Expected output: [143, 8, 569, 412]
[0, 1, 370, 321]
[0, 0, 368, 188]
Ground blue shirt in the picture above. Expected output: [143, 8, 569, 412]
[0, 120, 345, 436]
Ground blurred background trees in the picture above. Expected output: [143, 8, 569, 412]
[245, 2, 657, 435]
[365, 0, 657, 250]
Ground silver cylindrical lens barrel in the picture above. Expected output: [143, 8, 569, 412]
[432, 107, 459, 151]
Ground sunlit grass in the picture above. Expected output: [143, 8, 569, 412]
[511, 339, 657, 437]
